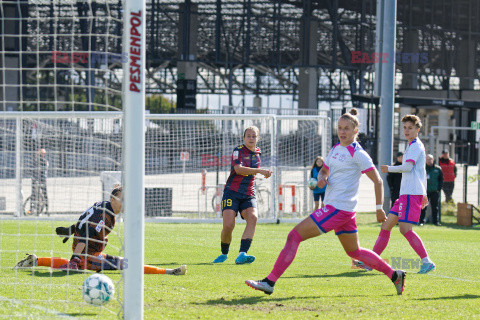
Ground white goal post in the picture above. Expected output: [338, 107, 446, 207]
[122, 0, 146, 318]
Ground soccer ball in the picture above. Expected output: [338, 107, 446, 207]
[308, 178, 318, 190]
[82, 274, 115, 306]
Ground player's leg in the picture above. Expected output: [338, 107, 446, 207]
[236, 206, 257, 264]
[213, 189, 239, 263]
[313, 193, 320, 210]
[320, 192, 325, 208]
[213, 210, 236, 263]
[245, 211, 322, 294]
[397, 195, 436, 273]
[89, 253, 187, 275]
[430, 192, 440, 225]
[144, 264, 187, 275]
[353, 211, 398, 270]
[14, 253, 68, 269]
[374, 197, 405, 254]
[339, 233, 406, 295]
[399, 222, 435, 273]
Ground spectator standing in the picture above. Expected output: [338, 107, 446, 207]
[438, 149, 456, 203]
[420, 154, 444, 226]
[387, 152, 403, 207]
[310, 156, 327, 210]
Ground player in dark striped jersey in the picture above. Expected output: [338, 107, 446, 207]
[213, 126, 273, 264]
[14, 185, 186, 275]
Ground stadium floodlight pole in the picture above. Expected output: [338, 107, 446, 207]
[122, 0, 146, 318]
[377, 0, 397, 210]
[373, 0, 384, 97]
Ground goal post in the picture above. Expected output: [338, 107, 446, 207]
[122, 0, 146, 319]
[1, 0, 128, 317]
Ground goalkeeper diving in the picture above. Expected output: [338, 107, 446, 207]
[14, 185, 186, 275]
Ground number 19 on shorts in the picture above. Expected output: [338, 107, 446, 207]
[222, 199, 232, 209]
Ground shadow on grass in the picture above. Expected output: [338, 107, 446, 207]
[15, 269, 75, 278]
[416, 294, 480, 301]
[283, 271, 376, 279]
[192, 295, 312, 306]
[63, 312, 98, 317]
[427, 221, 480, 230]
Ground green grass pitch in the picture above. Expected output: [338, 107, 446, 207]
[1, 213, 479, 319]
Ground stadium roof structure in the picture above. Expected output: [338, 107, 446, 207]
[2, 0, 480, 107]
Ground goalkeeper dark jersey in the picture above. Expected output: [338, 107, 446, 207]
[72, 201, 116, 255]
[224, 144, 261, 196]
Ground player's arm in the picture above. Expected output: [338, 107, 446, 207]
[380, 161, 414, 173]
[72, 242, 86, 258]
[365, 168, 387, 223]
[316, 166, 329, 188]
[234, 164, 272, 178]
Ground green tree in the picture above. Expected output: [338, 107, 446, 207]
[146, 95, 176, 113]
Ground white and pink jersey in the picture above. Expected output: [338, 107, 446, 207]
[399, 138, 427, 196]
[323, 142, 375, 212]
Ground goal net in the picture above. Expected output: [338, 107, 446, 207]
[143, 114, 331, 222]
[1, 0, 125, 318]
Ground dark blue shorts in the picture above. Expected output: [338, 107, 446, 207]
[222, 189, 257, 219]
[313, 192, 325, 202]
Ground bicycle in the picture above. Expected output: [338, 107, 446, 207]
[23, 183, 49, 216]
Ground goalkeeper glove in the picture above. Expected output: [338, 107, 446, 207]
[55, 225, 76, 243]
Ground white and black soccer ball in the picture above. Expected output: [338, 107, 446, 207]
[82, 274, 115, 306]
[308, 178, 318, 190]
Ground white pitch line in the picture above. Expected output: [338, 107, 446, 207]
[0, 295, 75, 318]
[346, 263, 480, 283]
[426, 273, 480, 283]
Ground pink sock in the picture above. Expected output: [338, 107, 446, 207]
[267, 229, 303, 282]
[404, 230, 428, 259]
[372, 229, 391, 255]
[347, 248, 394, 279]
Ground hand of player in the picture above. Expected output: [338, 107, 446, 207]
[317, 177, 329, 188]
[380, 165, 389, 173]
[261, 169, 272, 178]
[376, 209, 387, 223]
[421, 195, 429, 209]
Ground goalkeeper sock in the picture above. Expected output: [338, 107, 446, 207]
[239, 238, 252, 254]
[38, 257, 69, 269]
[144, 265, 167, 274]
[267, 229, 303, 282]
[221, 242, 230, 255]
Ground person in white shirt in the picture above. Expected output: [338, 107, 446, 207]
[245, 109, 406, 296]
[354, 115, 435, 274]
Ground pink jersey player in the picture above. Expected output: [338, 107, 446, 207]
[354, 115, 435, 275]
[246, 109, 406, 296]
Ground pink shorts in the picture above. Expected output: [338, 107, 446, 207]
[389, 195, 423, 224]
[309, 205, 357, 235]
